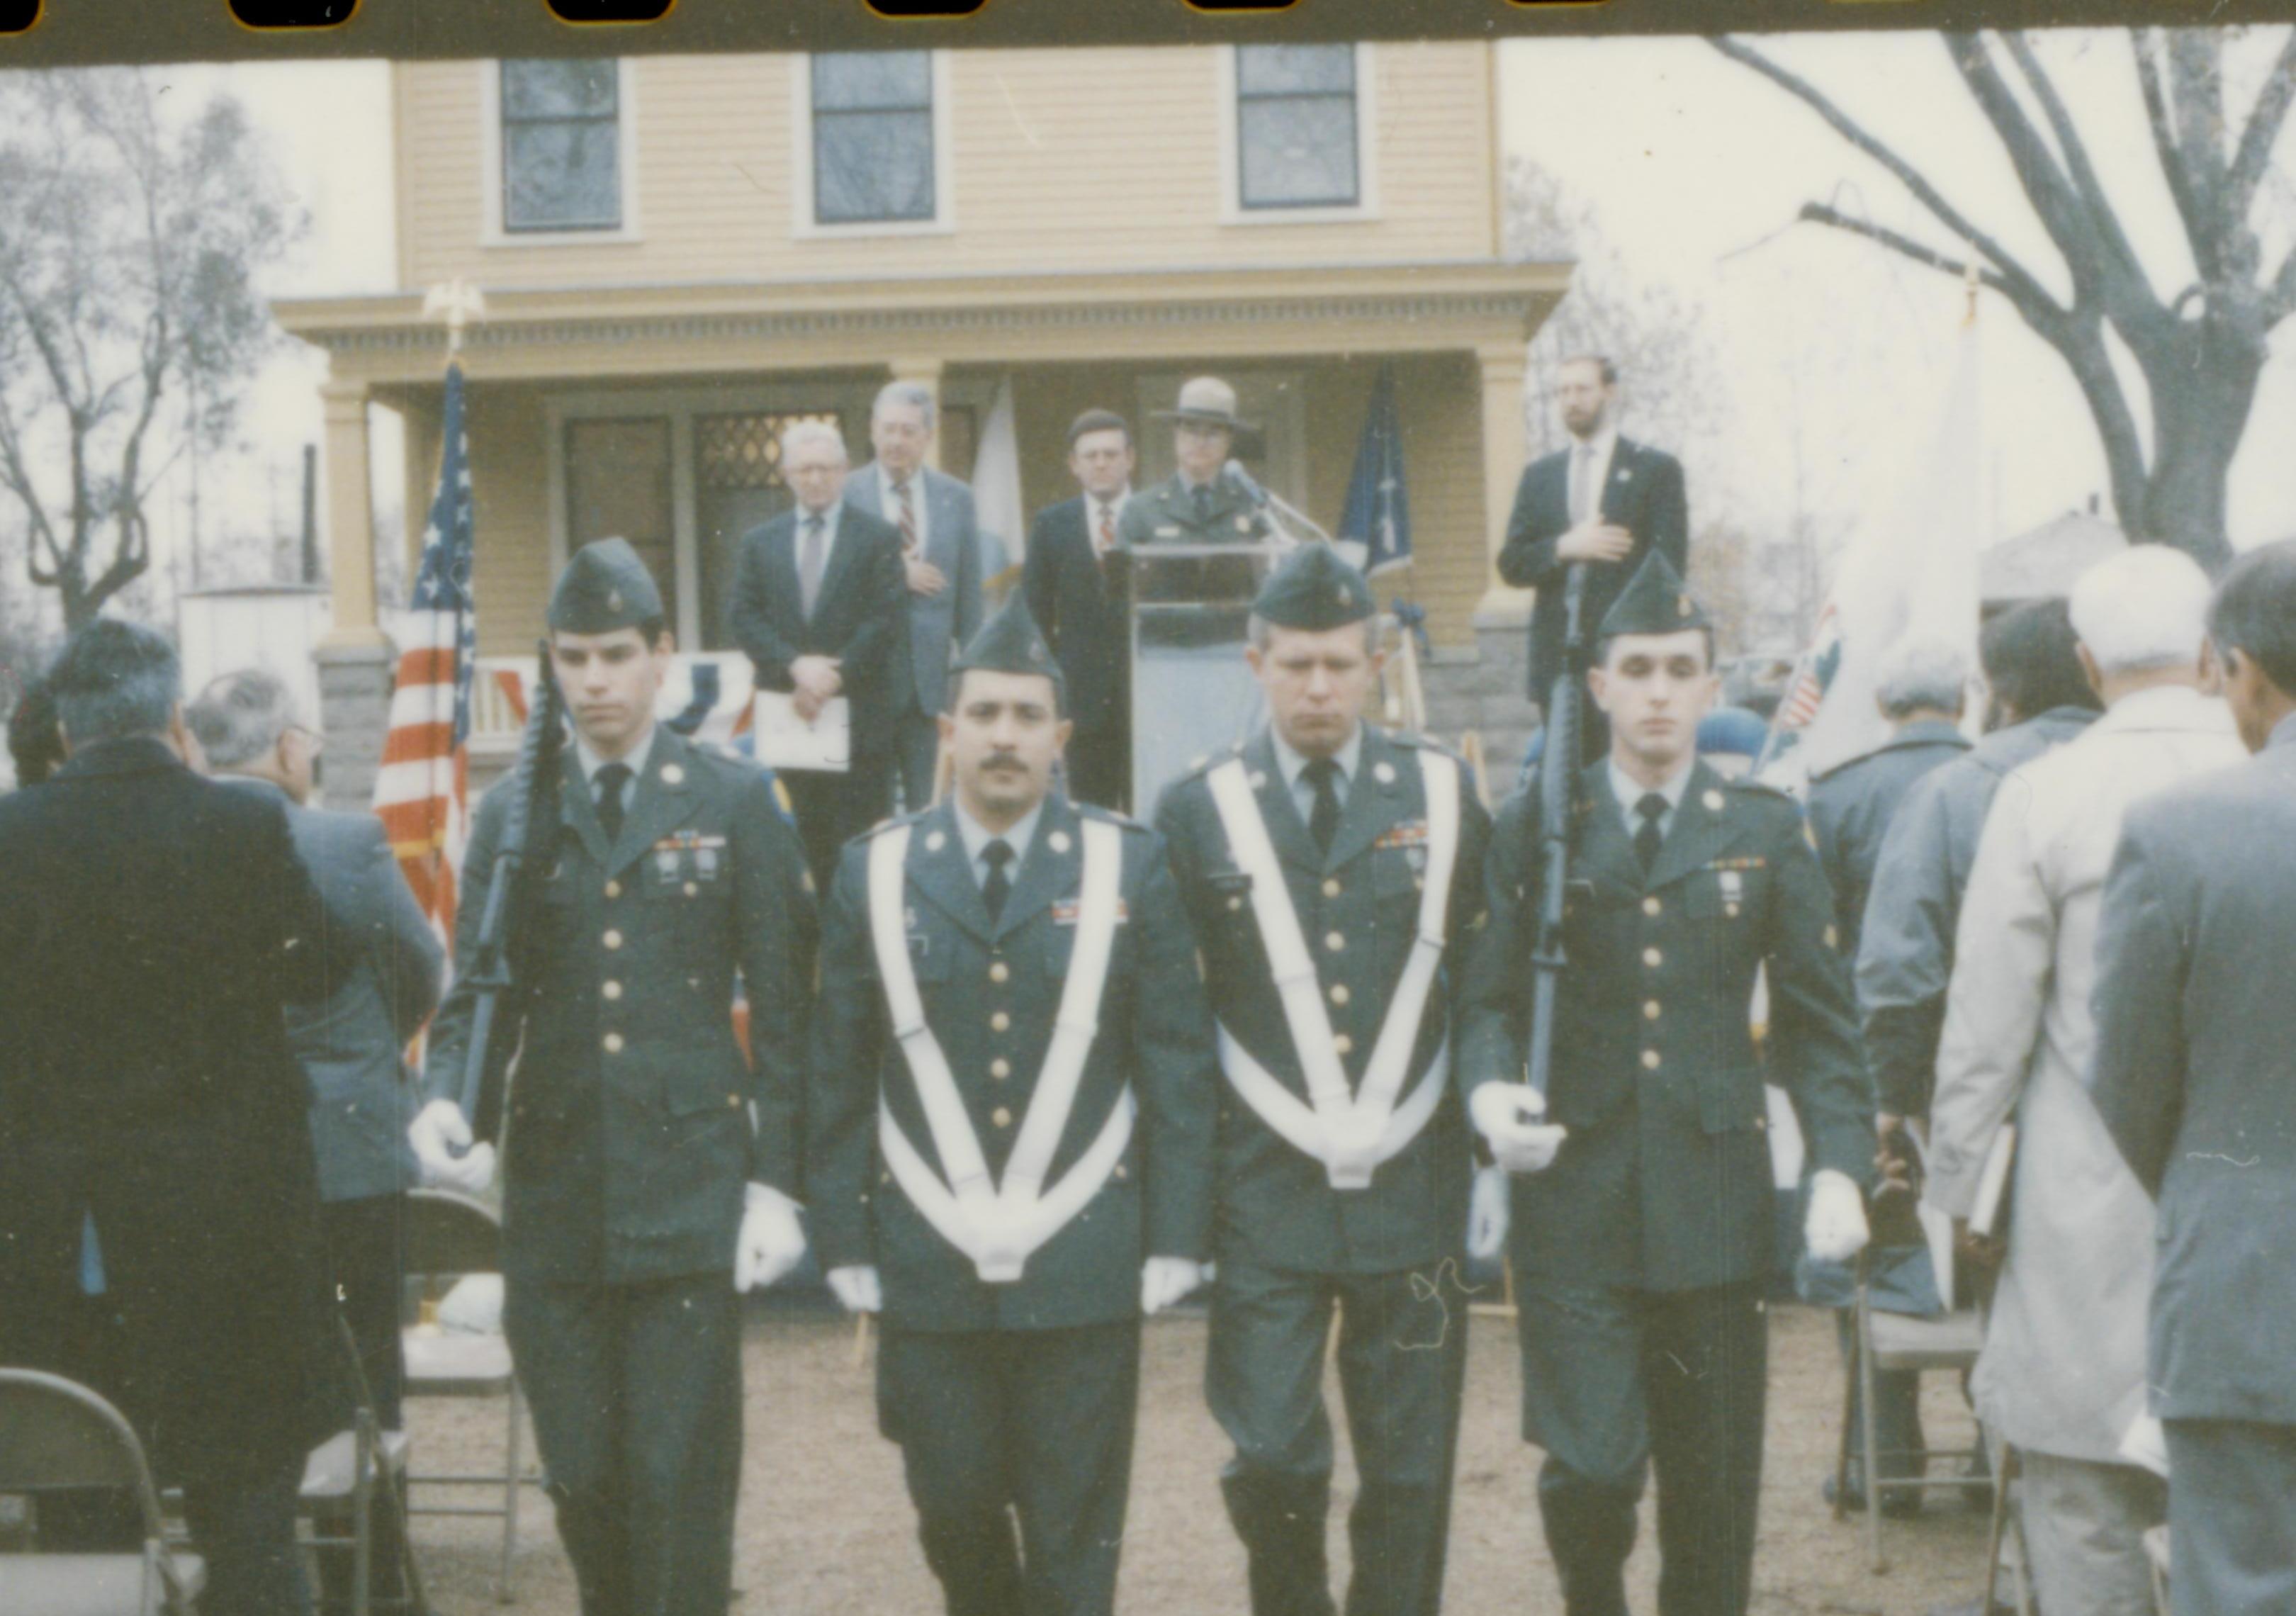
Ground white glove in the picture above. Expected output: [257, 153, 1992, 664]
[826, 1264, 883, 1314]
[1140, 1256, 1204, 1316]
[735, 1183, 808, 1293]
[408, 1098, 496, 1195]
[1470, 1082, 1568, 1176]
[1466, 1165, 1512, 1262]
[1803, 1169, 1872, 1265]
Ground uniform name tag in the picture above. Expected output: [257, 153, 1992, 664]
[1155, 524, 1181, 539]
[1053, 897, 1129, 926]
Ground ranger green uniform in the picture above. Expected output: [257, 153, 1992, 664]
[1153, 546, 1492, 1616]
[808, 599, 1220, 1616]
[424, 540, 816, 1616]
[1458, 553, 1873, 1616]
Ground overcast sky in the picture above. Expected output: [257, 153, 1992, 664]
[137, 30, 2296, 605]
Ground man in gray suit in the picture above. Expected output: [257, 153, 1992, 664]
[189, 668, 444, 1429]
[2092, 539, 2296, 1616]
[848, 378, 985, 811]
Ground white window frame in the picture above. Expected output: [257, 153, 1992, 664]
[480, 57, 643, 249]
[790, 51, 957, 240]
[1217, 43, 1380, 228]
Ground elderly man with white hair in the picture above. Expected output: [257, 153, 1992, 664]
[1925, 544, 2243, 1616]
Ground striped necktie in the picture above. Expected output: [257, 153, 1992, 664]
[894, 476, 918, 556]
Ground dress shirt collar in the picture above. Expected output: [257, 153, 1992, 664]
[797, 499, 841, 534]
[575, 724, 658, 790]
[1271, 724, 1364, 797]
[952, 797, 1043, 884]
[1608, 753, 1695, 832]
[1569, 425, 1619, 466]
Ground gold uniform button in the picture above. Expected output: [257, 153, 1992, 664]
[1641, 1049, 1661, 1071]
[604, 880, 622, 899]
[1643, 1000, 1661, 1021]
[1322, 878, 1342, 898]
[1642, 947, 1662, 968]
[684, 882, 699, 897]
[1329, 984, 1350, 1007]
[991, 1011, 1011, 1033]
[991, 1106, 1013, 1129]
[990, 1059, 1012, 1081]
[602, 1032, 625, 1054]
[602, 980, 624, 1001]
[1326, 931, 1346, 953]
[1113, 1162, 1128, 1181]
[1642, 897, 1662, 916]
[989, 962, 1011, 984]
[1334, 1034, 1354, 1056]
[1227, 896, 1245, 912]
[603, 929, 624, 950]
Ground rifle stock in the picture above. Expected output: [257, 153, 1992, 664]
[1525, 562, 1590, 1101]
[456, 640, 567, 1140]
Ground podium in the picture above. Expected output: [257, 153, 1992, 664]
[1125, 539, 1291, 812]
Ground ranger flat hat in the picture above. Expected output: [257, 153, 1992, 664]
[1597, 549, 1711, 641]
[952, 595, 1066, 697]
[549, 537, 665, 634]
[1153, 376, 1265, 460]
[1253, 541, 1375, 632]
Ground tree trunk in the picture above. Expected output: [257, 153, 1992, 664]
[2126, 316, 2263, 574]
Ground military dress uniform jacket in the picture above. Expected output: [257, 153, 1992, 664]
[1459, 760, 1872, 1293]
[808, 793, 1220, 1333]
[424, 727, 816, 1285]
[1154, 727, 1492, 1276]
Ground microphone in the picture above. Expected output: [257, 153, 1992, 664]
[1222, 459, 1270, 509]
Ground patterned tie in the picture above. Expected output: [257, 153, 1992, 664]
[799, 514, 827, 619]
[595, 763, 633, 842]
[1572, 442, 1599, 525]
[1303, 758, 1344, 855]
[895, 476, 918, 557]
[981, 839, 1015, 922]
[1096, 500, 1117, 556]
[1634, 792, 1667, 875]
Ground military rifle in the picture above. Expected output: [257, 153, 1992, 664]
[1525, 563, 1591, 1101]
[456, 639, 568, 1141]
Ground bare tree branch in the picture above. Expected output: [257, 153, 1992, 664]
[1993, 31, 2156, 316]
[2133, 29, 2219, 275]
[2229, 28, 2296, 221]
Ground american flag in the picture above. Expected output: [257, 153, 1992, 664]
[1757, 597, 1843, 774]
[373, 360, 477, 946]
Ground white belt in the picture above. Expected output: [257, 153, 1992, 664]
[1217, 1026, 1450, 1174]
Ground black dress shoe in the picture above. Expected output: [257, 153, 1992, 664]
[1823, 1469, 1925, 1519]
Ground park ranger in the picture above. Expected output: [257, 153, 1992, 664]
[1154, 543, 1494, 1616]
[1117, 374, 1278, 552]
[808, 595, 1220, 1616]
[1460, 551, 1874, 1616]
[407, 538, 815, 1616]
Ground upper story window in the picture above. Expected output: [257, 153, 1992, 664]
[810, 51, 938, 227]
[500, 59, 624, 233]
[1232, 45, 1365, 213]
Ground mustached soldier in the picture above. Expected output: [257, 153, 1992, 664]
[410, 539, 816, 1616]
[1153, 544, 1494, 1616]
[808, 596, 1219, 1616]
[1460, 552, 1874, 1616]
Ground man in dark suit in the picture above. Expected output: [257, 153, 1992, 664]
[0, 619, 334, 1616]
[1498, 354, 1689, 763]
[730, 418, 910, 892]
[1154, 545, 1492, 1616]
[188, 668, 444, 1432]
[2091, 539, 2296, 1616]
[848, 379, 986, 812]
[1461, 553, 1873, 1616]
[1023, 408, 1137, 810]
[412, 539, 815, 1616]
[809, 596, 1217, 1616]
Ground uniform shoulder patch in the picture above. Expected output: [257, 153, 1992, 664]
[1725, 775, 1799, 809]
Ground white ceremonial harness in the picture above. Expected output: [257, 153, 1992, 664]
[868, 816, 1130, 1284]
[1205, 747, 1463, 1190]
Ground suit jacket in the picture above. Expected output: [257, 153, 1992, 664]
[225, 778, 444, 1203]
[1154, 727, 1492, 1276]
[848, 462, 984, 717]
[1459, 760, 1872, 1293]
[1806, 719, 1971, 962]
[728, 502, 908, 754]
[1022, 495, 1128, 738]
[808, 793, 1218, 1332]
[423, 728, 816, 1284]
[1497, 437, 1689, 702]
[2089, 712, 2295, 1427]
[0, 738, 333, 1486]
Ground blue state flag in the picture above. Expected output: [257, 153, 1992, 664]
[1336, 362, 1412, 578]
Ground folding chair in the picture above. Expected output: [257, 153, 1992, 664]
[0, 1369, 206, 1616]
[302, 1313, 427, 1616]
[398, 1189, 527, 1603]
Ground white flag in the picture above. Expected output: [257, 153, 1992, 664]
[973, 374, 1025, 571]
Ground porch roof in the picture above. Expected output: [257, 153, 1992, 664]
[274, 259, 1571, 388]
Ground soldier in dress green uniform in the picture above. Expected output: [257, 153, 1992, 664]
[807, 596, 1220, 1616]
[1458, 551, 1876, 1616]
[408, 538, 816, 1616]
[1153, 544, 1494, 1616]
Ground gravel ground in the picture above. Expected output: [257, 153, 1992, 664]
[400, 1300, 2001, 1615]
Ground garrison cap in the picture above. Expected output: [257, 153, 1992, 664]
[1597, 549, 1710, 640]
[952, 595, 1065, 695]
[549, 537, 665, 634]
[1252, 542, 1374, 632]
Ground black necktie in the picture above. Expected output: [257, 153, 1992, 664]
[981, 840, 1015, 922]
[596, 763, 633, 841]
[1193, 483, 1213, 526]
[1634, 792, 1667, 874]
[1303, 758, 1344, 855]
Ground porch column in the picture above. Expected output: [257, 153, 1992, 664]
[313, 376, 392, 809]
[1473, 340, 1534, 624]
[887, 356, 945, 471]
